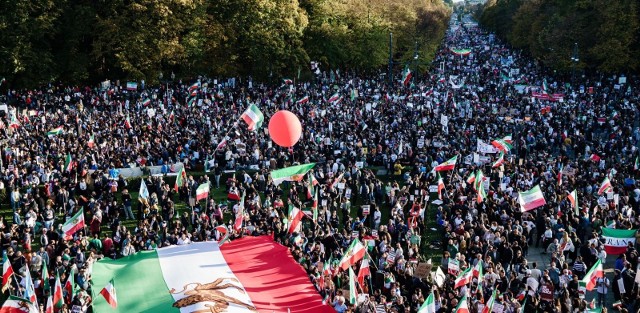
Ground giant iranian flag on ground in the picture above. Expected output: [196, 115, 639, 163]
[92, 236, 333, 313]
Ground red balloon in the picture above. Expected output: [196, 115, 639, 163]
[268, 110, 302, 147]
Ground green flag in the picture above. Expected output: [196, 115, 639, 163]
[270, 163, 316, 186]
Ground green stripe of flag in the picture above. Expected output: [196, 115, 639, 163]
[92, 250, 177, 313]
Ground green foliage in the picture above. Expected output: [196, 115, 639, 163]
[0, 0, 450, 87]
[480, 0, 639, 73]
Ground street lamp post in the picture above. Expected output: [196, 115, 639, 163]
[413, 41, 419, 86]
[388, 32, 393, 88]
[571, 43, 579, 116]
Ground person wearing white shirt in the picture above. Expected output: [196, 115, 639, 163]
[596, 276, 610, 307]
[177, 234, 191, 245]
[597, 246, 607, 264]
[373, 207, 382, 229]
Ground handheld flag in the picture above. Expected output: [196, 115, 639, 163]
[100, 279, 118, 308]
[61, 209, 85, 240]
[518, 185, 546, 212]
[434, 155, 458, 171]
[241, 104, 265, 131]
[270, 163, 316, 186]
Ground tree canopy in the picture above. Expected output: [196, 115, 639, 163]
[478, 0, 639, 74]
[0, 0, 450, 87]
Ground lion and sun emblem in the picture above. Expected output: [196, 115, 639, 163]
[169, 278, 257, 313]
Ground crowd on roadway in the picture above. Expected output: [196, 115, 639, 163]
[2, 13, 640, 313]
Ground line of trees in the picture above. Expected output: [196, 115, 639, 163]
[0, 0, 451, 87]
[477, 0, 639, 74]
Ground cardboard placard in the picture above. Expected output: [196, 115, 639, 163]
[414, 262, 432, 279]
[429, 185, 438, 193]
[337, 183, 346, 189]
[540, 283, 554, 302]
[371, 230, 378, 239]
[351, 231, 359, 239]
[362, 205, 370, 215]
[386, 251, 396, 264]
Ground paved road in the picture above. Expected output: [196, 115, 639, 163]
[525, 246, 616, 309]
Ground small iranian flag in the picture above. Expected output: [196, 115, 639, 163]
[339, 239, 366, 270]
[216, 138, 227, 151]
[437, 173, 445, 200]
[62, 209, 85, 240]
[296, 96, 309, 105]
[270, 163, 316, 186]
[454, 267, 472, 288]
[312, 189, 319, 223]
[53, 273, 63, 308]
[581, 258, 604, 290]
[189, 82, 199, 92]
[195, 182, 209, 201]
[2, 251, 14, 292]
[0, 296, 38, 313]
[142, 98, 151, 106]
[402, 66, 412, 86]
[348, 267, 357, 305]
[45, 296, 53, 313]
[234, 194, 245, 231]
[481, 290, 496, 313]
[598, 177, 612, 195]
[454, 294, 470, 313]
[356, 255, 370, 289]
[466, 172, 476, 184]
[492, 152, 504, 168]
[327, 93, 340, 103]
[434, 155, 458, 171]
[472, 261, 483, 283]
[502, 134, 513, 144]
[602, 228, 637, 254]
[174, 167, 187, 192]
[87, 134, 95, 148]
[64, 153, 73, 172]
[557, 164, 563, 186]
[288, 206, 305, 234]
[542, 79, 550, 94]
[491, 138, 513, 152]
[418, 292, 436, 313]
[475, 170, 487, 203]
[450, 48, 472, 56]
[241, 104, 264, 131]
[124, 114, 132, 129]
[47, 126, 63, 136]
[567, 189, 578, 214]
[518, 185, 546, 212]
[41, 260, 50, 293]
[100, 279, 118, 308]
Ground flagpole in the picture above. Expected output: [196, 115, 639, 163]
[212, 120, 239, 156]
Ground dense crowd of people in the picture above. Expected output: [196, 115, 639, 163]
[1, 13, 640, 313]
